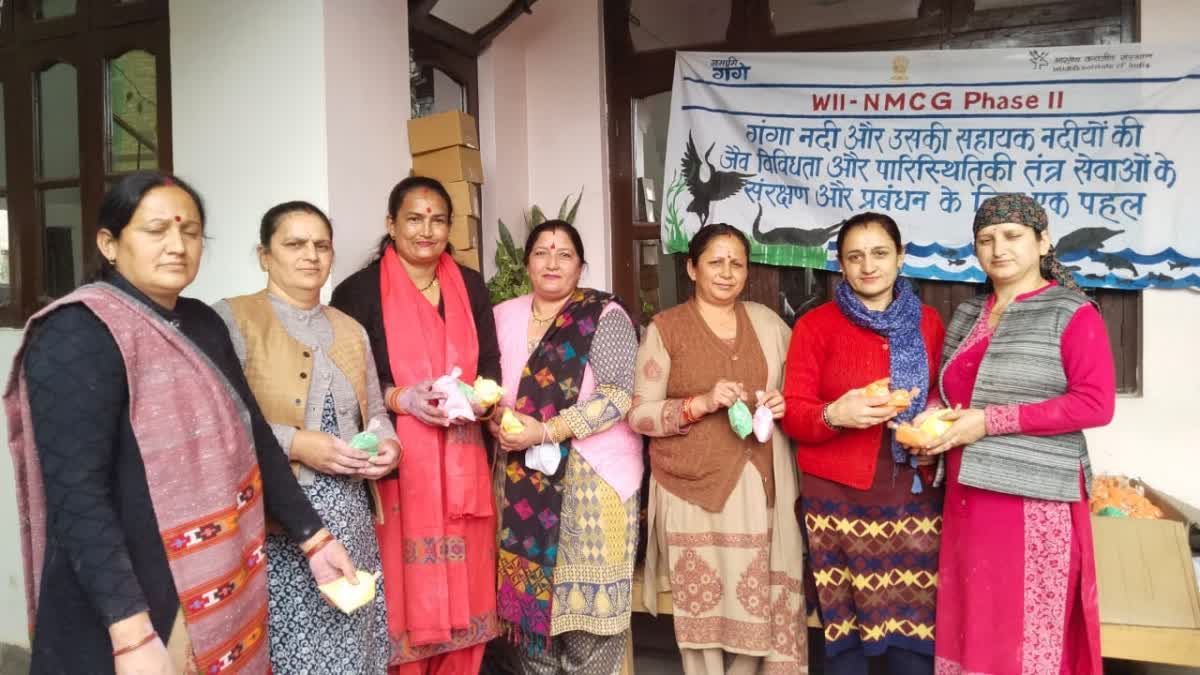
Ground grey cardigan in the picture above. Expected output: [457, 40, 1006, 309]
[938, 285, 1093, 502]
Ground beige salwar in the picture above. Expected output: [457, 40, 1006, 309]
[634, 302, 808, 675]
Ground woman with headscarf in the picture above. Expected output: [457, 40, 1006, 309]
[6, 172, 358, 675]
[909, 194, 1115, 674]
[215, 201, 401, 673]
[781, 212, 945, 675]
[331, 176, 501, 675]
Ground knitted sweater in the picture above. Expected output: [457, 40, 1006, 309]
[781, 301, 946, 490]
[631, 301, 791, 512]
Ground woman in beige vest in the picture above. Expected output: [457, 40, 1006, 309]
[215, 201, 401, 674]
[629, 224, 807, 674]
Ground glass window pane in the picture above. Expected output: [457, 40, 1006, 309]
[630, 0, 730, 52]
[41, 187, 82, 298]
[37, 63, 80, 180]
[0, 83, 7, 188]
[410, 63, 466, 119]
[108, 50, 158, 172]
[770, 0, 920, 34]
[0, 195, 9, 307]
[32, 0, 76, 21]
[633, 91, 672, 223]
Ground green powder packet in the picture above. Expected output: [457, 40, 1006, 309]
[349, 431, 379, 455]
[1097, 506, 1127, 518]
[727, 400, 753, 440]
[457, 380, 477, 403]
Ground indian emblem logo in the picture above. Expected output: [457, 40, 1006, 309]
[891, 55, 910, 82]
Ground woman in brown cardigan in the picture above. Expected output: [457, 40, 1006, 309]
[629, 224, 807, 675]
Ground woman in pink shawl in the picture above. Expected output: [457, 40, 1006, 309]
[489, 219, 643, 674]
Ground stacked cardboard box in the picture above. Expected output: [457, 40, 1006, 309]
[408, 111, 484, 271]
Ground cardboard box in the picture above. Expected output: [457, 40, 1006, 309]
[1092, 481, 1200, 630]
[444, 180, 481, 217]
[449, 214, 479, 250]
[452, 247, 480, 272]
[407, 110, 479, 155]
[412, 146, 484, 184]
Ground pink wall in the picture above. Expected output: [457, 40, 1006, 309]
[478, 0, 611, 290]
[323, 0, 412, 282]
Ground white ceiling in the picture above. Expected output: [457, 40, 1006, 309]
[429, 0, 514, 35]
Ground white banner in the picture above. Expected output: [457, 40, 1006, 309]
[661, 45, 1200, 289]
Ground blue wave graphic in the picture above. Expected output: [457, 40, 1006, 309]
[1058, 247, 1200, 266]
[826, 259, 1200, 289]
[900, 264, 988, 282]
[902, 242, 1200, 267]
[903, 242, 975, 258]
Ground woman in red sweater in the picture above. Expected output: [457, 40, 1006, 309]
[781, 212, 945, 675]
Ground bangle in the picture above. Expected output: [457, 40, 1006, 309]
[387, 386, 408, 415]
[302, 531, 333, 559]
[681, 397, 699, 426]
[113, 631, 157, 657]
[478, 405, 498, 421]
[546, 417, 570, 444]
[821, 403, 841, 431]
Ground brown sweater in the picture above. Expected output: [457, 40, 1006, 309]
[638, 301, 776, 512]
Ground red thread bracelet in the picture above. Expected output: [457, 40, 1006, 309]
[113, 631, 157, 657]
[303, 531, 333, 559]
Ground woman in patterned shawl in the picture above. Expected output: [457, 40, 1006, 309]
[913, 194, 1115, 674]
[6, 172, 358, 675]
[489, 219, 643, 675]
[215, 201, 402, 673]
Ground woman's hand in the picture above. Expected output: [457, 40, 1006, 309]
[497, 408, 545, 453]
[918, 407, 987, 456]
[357, 439, 401, 480]
[110, 612, 176, 675]
[303, 529, 358, 587]
[389, 381, 448, 427]
[113, 637, 175, 675]
[292, 431, 371, 476]
[758, 390, 786, 420]
[827, 387, 899, 430]
[698, 379, 746, 415]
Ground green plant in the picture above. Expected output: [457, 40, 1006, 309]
[486, 189, 583, 304]
[662, 169, 689, 252]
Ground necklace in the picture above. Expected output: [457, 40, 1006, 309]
[418, 276, 439, 293]
[531, 305, 556, 325]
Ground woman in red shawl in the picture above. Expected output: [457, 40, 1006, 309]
[332, 176, 501, 675]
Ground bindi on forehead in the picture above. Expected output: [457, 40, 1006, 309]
[174, 215, 181, 222]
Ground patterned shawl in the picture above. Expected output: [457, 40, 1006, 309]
[496, 288, 614, 652]
[5, 283, 270, 673]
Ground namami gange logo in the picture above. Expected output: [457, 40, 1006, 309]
[1029, 49, 1050, 70]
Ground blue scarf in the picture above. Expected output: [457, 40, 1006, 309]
[834, 278, 929, 492]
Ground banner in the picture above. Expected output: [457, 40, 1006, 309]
[661, 45, 1200, 289]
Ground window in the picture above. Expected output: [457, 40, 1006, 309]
[0, 0, 168, 325]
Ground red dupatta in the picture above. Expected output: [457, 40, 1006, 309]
[377, 247, 494, 651]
